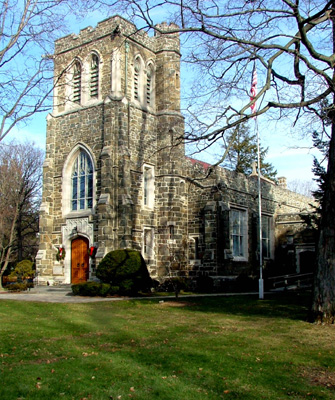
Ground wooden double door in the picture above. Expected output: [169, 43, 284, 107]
[71, 237, 89, 284]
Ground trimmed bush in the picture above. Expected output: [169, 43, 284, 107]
[96, 249, 152, 295]
[71, 282, 111, 297]
[9, 260, 34, 282]
[6, 283, 28, 292]
[100, 283, 111, 297]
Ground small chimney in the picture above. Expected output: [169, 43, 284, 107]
[278, 176, 287, 189]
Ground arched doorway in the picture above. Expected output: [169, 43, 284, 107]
[71, 237, 89, 283]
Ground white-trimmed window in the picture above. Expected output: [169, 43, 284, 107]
[71, 151, 93, 211]
[73, 61, 82, 104]
[143, 228, 154, 259]
[262, 215, 273, 259]
[230, 208, 248, 260]
[143, 164, 154, 209]
[90, 53, 99, 98]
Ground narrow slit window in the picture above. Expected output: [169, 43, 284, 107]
[169, 225, 174, 240]
[143, 165, 154, 209]
[143, 228, 154, 259]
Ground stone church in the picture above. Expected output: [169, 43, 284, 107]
[36, 16, 315, 285]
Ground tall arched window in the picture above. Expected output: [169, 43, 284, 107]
[90, 53, 99, 98]
[73, 61, 82, 103]
[71, 151, 93, 211]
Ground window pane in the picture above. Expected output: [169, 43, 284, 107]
[72, 176, 78, 197]
[87, 173, 93, 198]
[80, 153, 85, 174]
[71, 176, 78, 211]
[262, 216, 271, 259]
[239, 236, 244, 256]
[87, 158, 93, 173]
[262, 240, 269, 259]
[262, 218, 269, 238]
[232, 211, 240, 234]
[233, 236, 240, 257]
[80, 175, 85, 199]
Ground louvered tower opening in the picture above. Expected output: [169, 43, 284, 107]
[90, 54, 99, 98]
[73, 62, 81, 103]
[146, 67, 152, 105]
[134, 59, 140, 100]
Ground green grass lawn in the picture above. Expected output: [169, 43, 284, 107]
[0, 292, 334, 400]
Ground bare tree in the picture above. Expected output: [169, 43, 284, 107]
[97, 0, 335, 323]
[287, 179, 316, 197]
[0, 0, 99, 142]
[0, 141, 43, 289]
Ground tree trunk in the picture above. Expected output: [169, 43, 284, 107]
[0, 205, 19, 290]
[311, 6, 335, 324]
[0, 247, 11, 290]
[311, 117, 335, 323]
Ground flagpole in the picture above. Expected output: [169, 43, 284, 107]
[256, 118, 264, 299]
[250, 61, 264, 299]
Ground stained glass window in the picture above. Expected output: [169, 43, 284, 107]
[71, 151, 93, 211]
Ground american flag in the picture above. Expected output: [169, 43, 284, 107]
[250, 62, 257, 116]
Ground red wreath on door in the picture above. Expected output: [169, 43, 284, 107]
[88, 246, 97, 258]
[56, 246, 66, 261]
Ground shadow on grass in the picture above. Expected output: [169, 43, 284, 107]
[138, 290, 312, 322]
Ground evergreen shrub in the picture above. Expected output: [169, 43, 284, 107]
[96, 249, 152, 295]
[9, 260, 34, 282]
[71, 282, 111, 297]
[6, 283, 28, 292]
